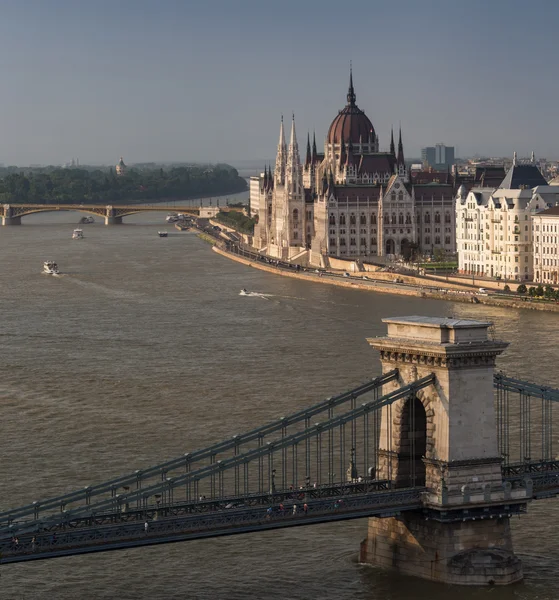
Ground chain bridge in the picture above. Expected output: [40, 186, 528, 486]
[0, 204, 202, 225]
[1, 316, 558, 585]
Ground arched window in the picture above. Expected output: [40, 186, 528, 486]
[371, 237, 377, 245]
[391, 213, 397, 224]
[371, 214, 377, 225]
[425, 213, 431, 224]
[444, 213, 451, 224]
[350, 214, 356, 225]
[360, 214, 366, 225]
[435, 236, 441, 244]
[398, 191, 403, 202]
[329, 214, 336, 225]
[435, 212, 441, 224]
[391, 192, 396, 201]
[340, 214, 346, 225]
[384, 214, 389, 224]
[398, 213, 404, 225]
[293, 209, 299, 222]
[405, 213, 411, 224]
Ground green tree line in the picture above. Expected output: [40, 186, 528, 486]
[213, 210, 256, 234]
[0, 164, 247, 204]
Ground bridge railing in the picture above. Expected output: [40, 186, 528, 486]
[0, 487, 424, 563]
[0, 370, 399, 529]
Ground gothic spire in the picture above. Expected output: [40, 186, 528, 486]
[305, 132, 311, 166]
[397, 126, 405, 165]
[274, 115, 287, 185]
[289, 113, 297, 145]
[312, 131, 317, 161]
[390, 127, 395, 155]
[286, 114, 301, 189]
[347, 63, 356, 106]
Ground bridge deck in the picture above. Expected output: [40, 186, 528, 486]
[1, 486, 423, 564]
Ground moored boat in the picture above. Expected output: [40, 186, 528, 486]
[158, 231, 168, 237]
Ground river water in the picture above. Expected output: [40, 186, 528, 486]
[1, 207, 559, 600]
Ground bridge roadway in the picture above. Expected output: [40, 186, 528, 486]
[0, 483, 422, 564]
[4, 466, 559, 565]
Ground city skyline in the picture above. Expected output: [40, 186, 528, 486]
[2, 0, 559, 165]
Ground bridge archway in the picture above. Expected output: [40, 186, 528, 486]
[395, 396, 427, 488]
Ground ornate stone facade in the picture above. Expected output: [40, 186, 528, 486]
[252, 70, 457, 265]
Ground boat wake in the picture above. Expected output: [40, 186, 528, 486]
[239, 290, 271, 299]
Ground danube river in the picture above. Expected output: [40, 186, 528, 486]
[2, 208, 559, 599]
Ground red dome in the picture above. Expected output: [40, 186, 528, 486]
[327, 105, 375, 145]
[327, 71, 375, 144]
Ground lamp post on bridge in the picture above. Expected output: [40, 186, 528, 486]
[270, 469, 276, 495]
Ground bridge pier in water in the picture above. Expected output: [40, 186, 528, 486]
[2, 205, 21, 225]
[104, 207, 123, 225]
[361, 317, 525, 585]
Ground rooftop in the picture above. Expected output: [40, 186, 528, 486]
[382, 316, 493, 329]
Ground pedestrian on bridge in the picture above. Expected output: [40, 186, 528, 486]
[292, 504, 297, 515]
[303, 503, 308, 514]
[144, 521, 149, 534]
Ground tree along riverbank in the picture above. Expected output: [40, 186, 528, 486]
[0, 163, 247, 205]
[211, 244, 559, 314]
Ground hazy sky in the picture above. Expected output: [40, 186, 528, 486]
[2, 0, 558, 166]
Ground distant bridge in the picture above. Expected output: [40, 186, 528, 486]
[0, 204, 206, 225]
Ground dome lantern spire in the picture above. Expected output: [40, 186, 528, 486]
[347, 62, 356, 106]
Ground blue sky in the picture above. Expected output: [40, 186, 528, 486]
[1, 0, 558, 165]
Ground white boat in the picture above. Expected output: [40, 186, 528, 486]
[79, 216, 95, 224]
[158, 231, 168, 238]
[166, 214, 179, 223]
[43, 261, 60, 275]
[239, 289, 250, 296]
[72, 228, 84, 240]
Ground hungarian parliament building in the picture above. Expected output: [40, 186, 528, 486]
[251, 70, 459, 266]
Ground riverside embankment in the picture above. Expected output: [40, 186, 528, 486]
[212, 245, 559, 313]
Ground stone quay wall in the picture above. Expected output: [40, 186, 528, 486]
[211, 246, 559, 313]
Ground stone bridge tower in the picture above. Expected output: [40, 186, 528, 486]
[361, 316, 529, 585]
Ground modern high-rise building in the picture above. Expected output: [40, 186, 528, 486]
[422, 144, 455, 170]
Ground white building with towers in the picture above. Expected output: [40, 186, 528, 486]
[253, 69, 457, 266]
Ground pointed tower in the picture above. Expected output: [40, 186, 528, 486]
[275, 116, 287, 186]
[312, 132, 317, 162]
[286, 114, 301, 190]
[347, 63, 356, 106]
[305, 133, 311, 166]
[397, 127, 405, 165]
[390, 127, 395, 156]
[397, 127, 407, 180]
